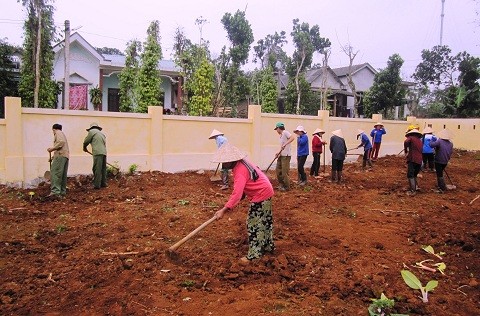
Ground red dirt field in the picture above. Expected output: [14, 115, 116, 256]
[1, 151, 479, 316]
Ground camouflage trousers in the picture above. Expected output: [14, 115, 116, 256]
[246, 199, 275, 260]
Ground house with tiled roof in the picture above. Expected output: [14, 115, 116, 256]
[52, 32, 182, 112]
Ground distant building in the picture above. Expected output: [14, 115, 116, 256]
[52, 32, 182, 112]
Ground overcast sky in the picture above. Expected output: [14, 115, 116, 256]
[1, 0, 479, 79]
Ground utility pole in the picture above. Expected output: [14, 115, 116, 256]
[440, 0, 446, 46]
[64, 20, 70, 110]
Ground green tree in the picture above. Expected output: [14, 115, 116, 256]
[444, 55, 480, 117]
[288, 18, 331, 114]
[413, 46, 480, 117]
[215, 10, 254, 116]
[0, 40, 19, 117]
[363, 54, 405, 118]
[253, 31, 288, 70]
[95, 47, 123, 55]
[259, 66, 278, 113]
[118, 40, 140, 112]
[189, 58, 215, 116]
[18, 0, 58, 108]
[413, 45, 460, 87]
[136, 20, 162, 113]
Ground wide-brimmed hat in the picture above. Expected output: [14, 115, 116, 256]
[312, 128, 325, 135]
[208, 129, 224, 139]
[405, 128, 421, 136]
[211, 143, 247, 163]
[436, 129, 452, 140]
[331, 129, 343, 138]
[294, 125, 306, 134]
[357, 129, 365, 135]
[86, 122, 102, 131]
[374, 122, 384, 127]
[422, 127, 434, 134]
[406, 124, 419, 132]
[274, 122, 285, 130]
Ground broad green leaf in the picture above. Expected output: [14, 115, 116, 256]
[434, 262, 446, 274]
[422, 245, 434, 254]
[401, 270, 422, 290]
[425, 280, 438, 292]
[380, 293, 388, 300]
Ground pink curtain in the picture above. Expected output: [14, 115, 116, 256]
[69, 85, 88, 110]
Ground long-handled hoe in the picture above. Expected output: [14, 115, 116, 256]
[166, 216, 217, 262]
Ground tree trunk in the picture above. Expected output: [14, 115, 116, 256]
[34, 8, 42, 108]
[295, 51, 306, 115]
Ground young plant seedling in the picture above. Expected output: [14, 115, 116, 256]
[367, 293, 409, 316]
[401, 270, 438, 303]
[422, 245, 445, 259]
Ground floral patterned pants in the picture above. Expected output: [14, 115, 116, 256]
[246, 199, 275, 260]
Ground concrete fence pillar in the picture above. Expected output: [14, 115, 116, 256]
[372, 113, 383, 123]
[4, 97, 24, 184]
[248, 104, 262, 164]
[149, 106, 164, 171]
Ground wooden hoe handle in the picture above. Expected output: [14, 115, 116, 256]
[168, 216, 217, 252]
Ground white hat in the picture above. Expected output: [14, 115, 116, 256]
[331, 129, 344, 138]
[374, 122, 384, 127]
[357, 129, 365, 135]
[211, 143, 247, 163]
[312, 128, 325, 135]
[436, 129, 452, 140]
[405, 128, 422, 136]
[209, 129, 224, 139]
[294, 125, 306, 133]
[422, 127, 434, 134]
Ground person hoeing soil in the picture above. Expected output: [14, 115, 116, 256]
[213, 143, 275, 264]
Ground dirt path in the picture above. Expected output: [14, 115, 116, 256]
[1, 151, 479, 315]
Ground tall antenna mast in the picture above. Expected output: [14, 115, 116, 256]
[440, 0, 446, 46]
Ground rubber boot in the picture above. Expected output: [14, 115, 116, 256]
[362, 160, 366, 170]
[367, 159, 373, 168]
[330, 170, 337, 183]
[220, 170, 229, 190]
[414, 177, 420, 191]
[437, 177, 447, 192]
[407, 178, 416, 195]
[337, 171, 342, 184]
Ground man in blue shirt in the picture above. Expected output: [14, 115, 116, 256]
[209, 129, 229, 190]
[356, 129, 373, 170]
[294, 126, 309, 186]
[370, 122, 386, 161]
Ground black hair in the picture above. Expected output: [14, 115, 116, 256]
[52, 124, 62, 130]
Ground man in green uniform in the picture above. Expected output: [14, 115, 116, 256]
[83, 122, 107, 189]
[47, 124, 70, 198]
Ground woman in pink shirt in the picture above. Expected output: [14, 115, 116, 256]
[214, 143, 275, 263]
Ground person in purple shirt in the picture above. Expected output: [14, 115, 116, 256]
[429, 129, 454, 192]
[294, 126, 309, 186]
[356, 129, 373, 170]
[370, 122, 386, 161]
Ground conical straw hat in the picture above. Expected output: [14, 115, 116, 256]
[211, 143, 247, 163]
[331, 129, 343, 138]
[422, 127, 434, 134]
[294, 125, 306, 133]
[436, 129, 452, 140]
[406, 128, 421, 136]
[312, 128, 325, 135]
[209, 129, 224, 139]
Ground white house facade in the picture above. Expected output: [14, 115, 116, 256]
[53, 32, 182, 112]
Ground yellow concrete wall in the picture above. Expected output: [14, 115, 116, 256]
[1, 97, 479, 187]
[415, 118, 480, 150]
